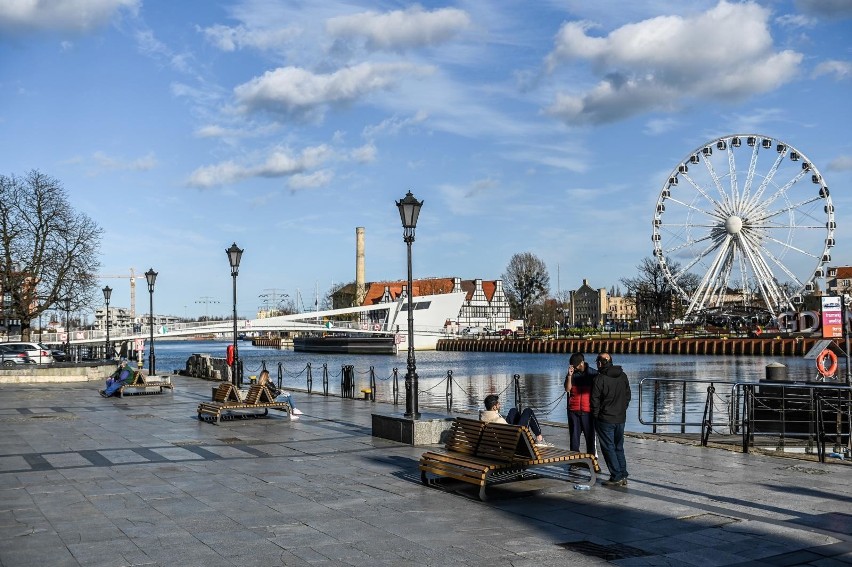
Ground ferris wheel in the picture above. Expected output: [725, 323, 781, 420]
[652, 134, 835, 320]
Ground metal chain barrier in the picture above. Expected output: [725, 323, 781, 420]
[220, 356, 599, 414]
[341, 365, 355, 399]
[368, 366, 376, 401]
[392, 368, 399, 405]
[418, 374, 448, 394]
[514, 374, 522, 411]
[242, 361, 263, 374]
[523, 391, 567, 417]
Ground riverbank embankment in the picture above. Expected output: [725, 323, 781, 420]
[439, 335, 828, 355]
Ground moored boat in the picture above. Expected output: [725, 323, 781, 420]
[293, 335, 397, 354]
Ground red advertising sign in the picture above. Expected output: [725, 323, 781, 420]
[821, 296, 843, 339]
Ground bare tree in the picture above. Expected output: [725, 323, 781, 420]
[326, 281, 351, 310]
[502, 252, 550, 324]
[0, 171, 102, 339]
[620, 257, 699, 327]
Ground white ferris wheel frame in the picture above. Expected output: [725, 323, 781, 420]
[652, 134, 835, 320]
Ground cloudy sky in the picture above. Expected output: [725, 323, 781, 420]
[1, 0, 851, 319]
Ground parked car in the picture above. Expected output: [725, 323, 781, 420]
[497, 328, 514, 336]
[2, 342, 54, 364]
[44, 344, 69, 362]
[0, 344, 36, 366]
[461, 327, 485, 335]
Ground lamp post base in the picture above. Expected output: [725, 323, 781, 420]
[371, 411, 454, 445]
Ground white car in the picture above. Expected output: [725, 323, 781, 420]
[461, 327, 485, 335]
[2, 342, 54, 364]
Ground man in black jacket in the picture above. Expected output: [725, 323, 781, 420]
[591, 352, 631, 487]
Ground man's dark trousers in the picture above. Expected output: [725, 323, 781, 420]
[568, 410, 595, 453]
[595, 420, 627, 481]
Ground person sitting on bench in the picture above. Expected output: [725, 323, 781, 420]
[479, 394, 553, 447]
[258, 370, 304, 420]
[100, 358, 134, 398]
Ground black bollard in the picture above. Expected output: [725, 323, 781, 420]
[765, 362, 787, 382]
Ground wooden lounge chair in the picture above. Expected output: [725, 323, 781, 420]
[196, 383, 292, 424]
[117, 371, 174, 397]
[419, 417, 599, 500]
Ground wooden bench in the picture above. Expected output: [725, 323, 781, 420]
[419, 417, 599, 500]
[197, 383, 293, 424]
[117, 371, 174, 397]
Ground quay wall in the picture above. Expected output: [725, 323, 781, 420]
[0, 362, 115, 384]
[437, 336, 827, 356]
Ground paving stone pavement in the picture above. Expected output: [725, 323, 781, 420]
[0, 377, 850, 566]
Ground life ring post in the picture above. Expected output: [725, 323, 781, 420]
[816, 348, 838, 377]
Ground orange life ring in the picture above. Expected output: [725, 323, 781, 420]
[816, 349, 838, 376]
[226, 344, 235, 366]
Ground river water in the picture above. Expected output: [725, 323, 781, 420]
[151, 340, 830, 433]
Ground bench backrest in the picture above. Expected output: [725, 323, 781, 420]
[516, 426, 543, 460]
[213, 382, 240, 403]
[445, 418, 486, 455]
[477, 422, 530, 462]
[243, 384, 276, 405]
[445, 418, 538, 463]
[128, 371, 145, 386]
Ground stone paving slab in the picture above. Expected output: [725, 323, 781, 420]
[0, 378, 849, 566]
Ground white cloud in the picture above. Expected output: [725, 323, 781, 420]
[326, 6, 470, 51]
[288, 169, 334, 190]
[87, 151, 157, 175]
[544, 1, 802, 125]
[234, 62, 432, 120]
[813, 60, 852, 80]
[722, 107, 787, 133]
[438, 177, 509, 216]
[775, 13, 817, 28]
[826, 155, 852, 171]
[0, 0, 139, 34]
[195, 125, 229, 138]
[351, 143, 377, 163]
[187, 144, 333, 188]
[134, 29, 196, 74]
[644, 117, 681, 135]
[363, 111, 429, 139]
[199, 23, 299, 52]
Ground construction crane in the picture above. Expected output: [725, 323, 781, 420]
[97, 268, 138, 318]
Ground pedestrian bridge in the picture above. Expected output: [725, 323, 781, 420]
[40, 303, 397, 347]
[33, 291, 466, 350]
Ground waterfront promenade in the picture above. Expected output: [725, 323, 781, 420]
[1, 377, 850, 566]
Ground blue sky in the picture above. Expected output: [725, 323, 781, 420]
[1, 0, 851, 320]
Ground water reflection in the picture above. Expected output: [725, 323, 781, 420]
[153, 341, 831, 433]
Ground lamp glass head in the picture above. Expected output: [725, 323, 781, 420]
[396, 191, 423, 229]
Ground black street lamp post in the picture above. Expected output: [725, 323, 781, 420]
[396, 191, 423, 419]
[102, 286, 112, 359]
[145, 269, 157, 375]
[226, 243, 244, 388]
[63, 297, 72, 359]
